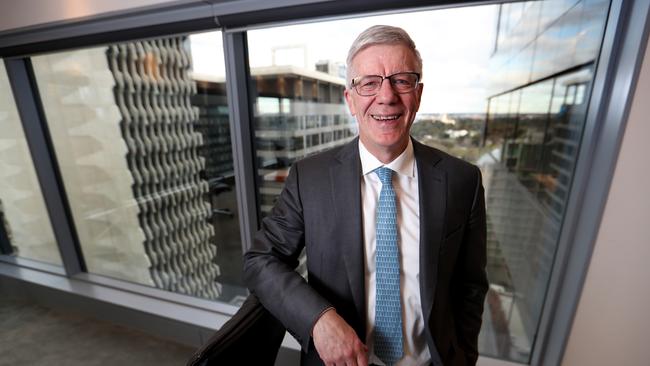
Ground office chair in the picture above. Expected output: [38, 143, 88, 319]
[187, 293, 286, 366]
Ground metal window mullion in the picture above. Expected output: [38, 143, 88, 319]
[531, 0, 650, 365]
[0, 2, 217, 57]
[223, 31, 260, 253]
[4, 58, 84, 276]
[0, 0, 498, 58]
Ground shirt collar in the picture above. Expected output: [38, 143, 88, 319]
[359, 138, 416, 179]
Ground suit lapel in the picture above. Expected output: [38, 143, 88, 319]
[413, 140, 446, 327]
[330, 139, 366, 334]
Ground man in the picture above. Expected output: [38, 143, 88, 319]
[244, 25, 488, 366]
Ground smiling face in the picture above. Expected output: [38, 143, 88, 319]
[345, 43, 423, 163]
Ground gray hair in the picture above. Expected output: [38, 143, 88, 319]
[346, 25, 423, 86]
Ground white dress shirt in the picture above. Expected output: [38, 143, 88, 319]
[359, 139, 431, 366]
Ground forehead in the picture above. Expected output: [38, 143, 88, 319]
[350, 44, 419, 76]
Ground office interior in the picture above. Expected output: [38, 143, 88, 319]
[0, 0, 648, 365]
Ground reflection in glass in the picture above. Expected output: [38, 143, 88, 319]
[0, 62, 61, 266]
[574, 0, 610, 65]
[246, 6, 498, 211]
[478, 0, 608, 362]
[249, 65, 355, 214]
[481, 68, 593, 361]
[238, 0, 607, 363]
[32, 33, 246, 304]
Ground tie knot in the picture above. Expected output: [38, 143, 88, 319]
[375, 167, 393, 186]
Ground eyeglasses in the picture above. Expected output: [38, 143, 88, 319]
[350, 72, 420, 96]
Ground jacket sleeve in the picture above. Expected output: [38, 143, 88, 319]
[454, 166, 489, 365]
[243, 162, 333, 350]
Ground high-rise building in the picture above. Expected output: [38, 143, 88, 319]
[192, 65, 356, 277]
[480, 0, 609, 361]
[190, 64, 356, 213]
[250, 65, 356, 213]
[31, 37, 222, 300]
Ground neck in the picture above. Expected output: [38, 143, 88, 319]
[362, 139, 409, 164]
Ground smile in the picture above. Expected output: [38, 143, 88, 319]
[371, 114, 401, 121]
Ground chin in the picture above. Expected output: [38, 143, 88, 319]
[378, 133, 407, 145]
[377, 139, 407, 152]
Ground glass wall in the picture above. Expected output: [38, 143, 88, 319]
[0, 61, 61, 266]
[247, 6, 498, 212]
[246, 0, 609, 363]
[478, 0, 609, 362]
[479, 66, 595, 362]
[0, 0, 615, 363]
[31, 32, 246, 304]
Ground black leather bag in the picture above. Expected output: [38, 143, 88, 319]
[187, 294, 286, 366]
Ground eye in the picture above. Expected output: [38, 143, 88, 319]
[359, 78, 380, 90]
[392, 76, 413, 87]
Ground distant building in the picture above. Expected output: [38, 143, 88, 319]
[481, 0, 609, 360]
[193, 64, 355, 276]
[249, 65, 356, 212]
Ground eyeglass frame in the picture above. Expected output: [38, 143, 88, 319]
[349, 72, 421, 97]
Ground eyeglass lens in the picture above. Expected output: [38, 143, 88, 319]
[354, 73, 419, 96]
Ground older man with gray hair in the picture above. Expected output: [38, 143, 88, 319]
[244, 25, 488, 366]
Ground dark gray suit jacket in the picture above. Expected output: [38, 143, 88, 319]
[244, 138, 488, 366]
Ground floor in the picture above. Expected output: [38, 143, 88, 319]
[0, 295, 196, 366]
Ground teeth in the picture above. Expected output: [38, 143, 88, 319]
[372, 115, 399, 121]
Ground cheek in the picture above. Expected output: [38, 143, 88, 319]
[357, 101, 372, 116]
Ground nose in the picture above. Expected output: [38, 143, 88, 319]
[375, 78, 399, 104]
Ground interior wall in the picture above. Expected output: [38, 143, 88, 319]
[0, 0, 184, 33]
[562, 32, 650, 366]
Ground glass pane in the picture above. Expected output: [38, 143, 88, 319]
[0, 61, 61, 266]
[574, 0, 610, 65]
[248, 6, 499, 213]
[514, 81, 554, 181]
[247, 0, 609, 363]
[478, 0, 608, 361]
[31, 32, 246, 304]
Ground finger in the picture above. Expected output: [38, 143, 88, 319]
[356, 351, 368, 366]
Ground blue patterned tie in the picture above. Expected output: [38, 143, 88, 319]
[374, 167, 403, 365]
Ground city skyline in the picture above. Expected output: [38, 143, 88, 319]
[190, 5, 498, 114]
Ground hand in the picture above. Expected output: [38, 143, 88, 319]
[312, 309, 368, 366]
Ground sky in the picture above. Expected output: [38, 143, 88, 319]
[190, 5, 499, 114]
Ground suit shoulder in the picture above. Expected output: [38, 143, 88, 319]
[415, 141, 479, 176]
[292, 140, 354, 172]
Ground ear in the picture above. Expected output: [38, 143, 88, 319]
[414, 83, 424, 111]
[344, 88, 357, 116]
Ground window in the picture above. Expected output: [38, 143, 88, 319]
[31, 32, 246, 304]
[247, 0, 609, 362]
[477, 0, 608, 361]
[0, 61, 61, 266]
[247, 43, 355, 212]
[0, 0, 622, 362]
[247, 6, 497, 212]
